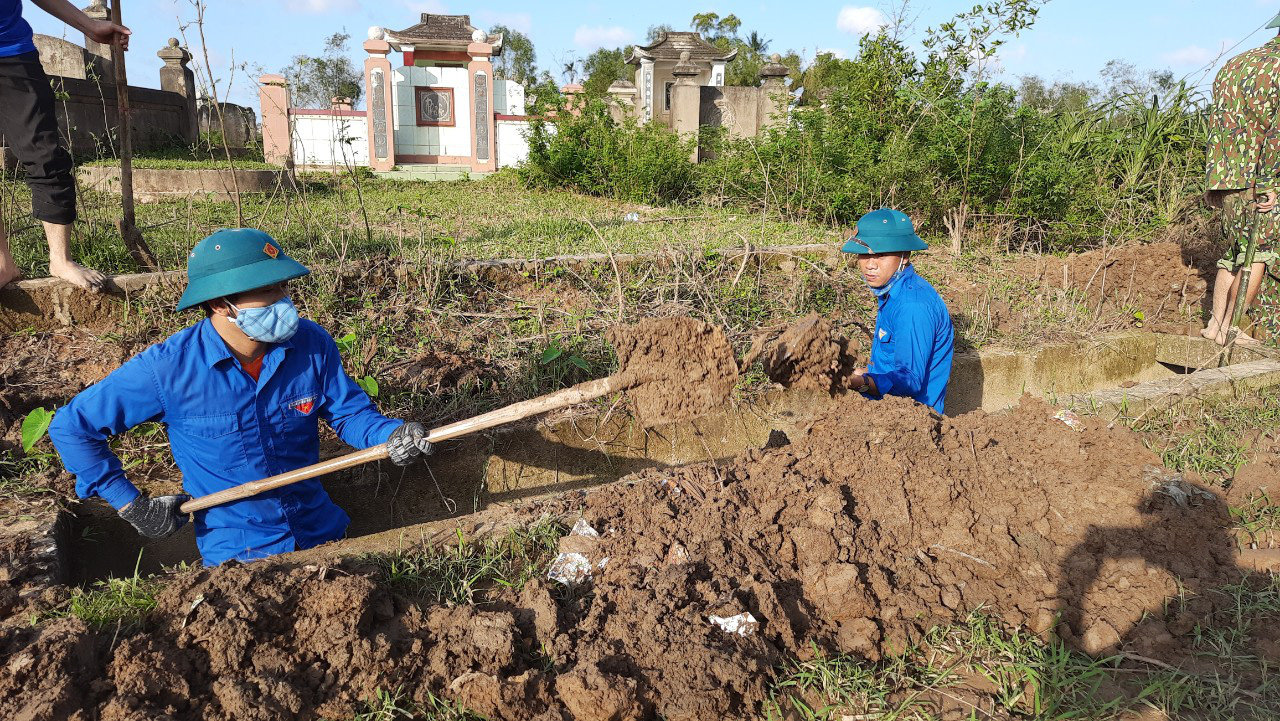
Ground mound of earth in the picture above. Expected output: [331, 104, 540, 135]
[0, 396, 1257, 720]
[606, 317, 737, 427]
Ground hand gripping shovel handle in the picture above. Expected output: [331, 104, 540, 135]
[179, 373, 634, 514]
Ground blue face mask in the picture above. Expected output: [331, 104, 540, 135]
[866, 265, 907, 299]
[228, 296, 300, 343]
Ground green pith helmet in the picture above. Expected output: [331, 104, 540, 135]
[176, 228, 309, 311]
[840, 208, 928, 254]
[1269, 11, 1280, 29]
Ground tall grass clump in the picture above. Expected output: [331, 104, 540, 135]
[519, 98, 699, 205]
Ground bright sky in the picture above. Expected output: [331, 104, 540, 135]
[22, 0, 1280, 109]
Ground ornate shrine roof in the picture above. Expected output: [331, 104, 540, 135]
[626, 31, 736, 64]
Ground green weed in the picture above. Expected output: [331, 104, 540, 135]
[366, 522, 562, 606]
[36, 558, 162, 632]
[349, 687, 486, 721]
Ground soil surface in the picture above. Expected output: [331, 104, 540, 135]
[607, 317, 737, 427]
[2, 395, 1264, 720]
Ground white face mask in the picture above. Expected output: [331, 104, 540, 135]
[227, 297, 300, 343]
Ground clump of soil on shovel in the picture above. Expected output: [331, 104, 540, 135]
[606, 316, 738, 426]
[748, 312, 861, 393]
[1, 395, 1251, 720]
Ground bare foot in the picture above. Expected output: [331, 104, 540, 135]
[1200, 320, 1220, 341]
[0, 262, 21, 290]
[48, 258, 106, 292]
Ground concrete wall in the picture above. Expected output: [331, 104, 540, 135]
[197, 103, 257, 148]
[496, 118, 530, 168]
[493, 79, 525, 115]
[291, 110, 368, 167]
[44, 76, 193, 157]
[392, 64, 472, 160]
[33, 34, 105, 80]
[647, 60, 713, 127]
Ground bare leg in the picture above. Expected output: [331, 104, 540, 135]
[1218, 262, 1267, 345]
[44, 221, 104, 292]
[1202, 268, 1235, 341]
[0, 223, 20, 290]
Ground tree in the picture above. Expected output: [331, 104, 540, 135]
[582, 47, 635, 97]
[745, 31, 769, 54]
[281, 32, 362, 109]
[690, 12, 741, 40]
[491, 25, 538, 87]
[646, 24, 673, 43]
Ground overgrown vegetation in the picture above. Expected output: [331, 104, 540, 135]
[523, 2, 1207, 252]
[1131, 386, 1280, 481]
[36, 561, 163, 632]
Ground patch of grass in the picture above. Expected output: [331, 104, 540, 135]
[768, 591, 1280, 721]
[1130, 386, 1280, 481]
[1231, 490, 1280, 547]
[348, 687, 486, 721]
[366, 521, 562, 606]
[36, 561, 162, 632]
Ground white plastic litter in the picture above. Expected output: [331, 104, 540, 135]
[1053, 409, 1084, 431]
[709, 612, 759, 637]
[570, 519, 599, 538]
[623, 212, 640, 222]
[547, 552, 593, 585]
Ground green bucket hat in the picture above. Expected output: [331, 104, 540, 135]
[1269, 11, 1280, 29]
[840, 208, 928, 254]
[176, 228, 310, 311]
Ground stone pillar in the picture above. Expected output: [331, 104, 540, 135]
[81, 0, 113, 80]
[157, 38, 197, 143]
[467, 35, 497, 174]
[363, 27, 395, 172]
[258, 74, 291, 167]
[330, 97, 353, 111]
[758, 54, 791, 131]
[607, 80, 637, 123]
[670, 52, 701, 162]
[560, 83, 584, 117]
[639, 59, 654, 123]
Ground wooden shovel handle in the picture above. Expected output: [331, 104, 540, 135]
[179, 373, 633, 514]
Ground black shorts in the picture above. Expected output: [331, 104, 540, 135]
[0, 50, 76, 224]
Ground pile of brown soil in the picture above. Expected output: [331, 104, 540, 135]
[606, 317, 737, 427]
[2, 395, 1256, 720]
[1010, 241, 1207, 331]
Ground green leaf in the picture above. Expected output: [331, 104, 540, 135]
[357, 376, 380, 398]
[568, 355, 590, 372]
[21, 407, 54, 454]
[539, 344, 564, 365]
[336, 333, 357, 355]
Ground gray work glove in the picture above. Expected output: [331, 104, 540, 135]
[118, 494, 191, 539]
[387, 422, 435, 466]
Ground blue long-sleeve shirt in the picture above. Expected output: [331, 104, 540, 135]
[49, 318, 402, 566]
[863, 265, 955, 414]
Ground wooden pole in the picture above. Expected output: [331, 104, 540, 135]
[109, 0, 158, 270]
[179, 373, 635, 514]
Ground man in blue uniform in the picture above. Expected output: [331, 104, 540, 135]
[842, 208, 954, 414]
[49, 229, 436, 565]
[0, 0, 132, 291]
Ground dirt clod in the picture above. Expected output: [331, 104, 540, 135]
[606, 317, 738, 426]
[756, 313, 860, 393]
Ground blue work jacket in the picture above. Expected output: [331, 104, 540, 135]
[49, 318, 402, 566]
[864, 265, 955, 414]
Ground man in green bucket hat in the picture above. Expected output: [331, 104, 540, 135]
[49, 229, 436, 565]
[841, 208, 955, 414]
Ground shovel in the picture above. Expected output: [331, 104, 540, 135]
[178, 317, 738, 514]
[179, 370, 647, 514]
[108, 0, 158, 271]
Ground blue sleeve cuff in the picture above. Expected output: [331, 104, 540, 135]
[98, 481, 141, 511]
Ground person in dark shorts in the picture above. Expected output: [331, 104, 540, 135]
[0, 0, 130, 291]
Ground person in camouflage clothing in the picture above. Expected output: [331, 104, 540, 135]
[1202, 15, 1280, 346]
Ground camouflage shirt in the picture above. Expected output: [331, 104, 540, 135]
[1206, 37, 1280, 191]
